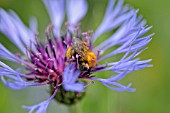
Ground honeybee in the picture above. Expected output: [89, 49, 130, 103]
[66, 37, 97, 70]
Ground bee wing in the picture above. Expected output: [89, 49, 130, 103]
[72, 37, 89, 57]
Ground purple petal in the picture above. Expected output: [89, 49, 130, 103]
[63, 82, 85, 92]
[0, 44, 23, 63]
[0, 9, 36, 53]
[93, 11, 152, 53]
[43, 0, 65, 37]
[67, 0, 88, 32]
[0, 61, 47, 90]
[98, 28, 153, 62]
[29, 16, 38, 33]
[91, 77, 135, 92]
[1, 76, 27, 90]
[62, 64, 85, 92]
[92, 0, 135, 42]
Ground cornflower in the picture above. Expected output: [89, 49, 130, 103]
[0, 0, 153, 113]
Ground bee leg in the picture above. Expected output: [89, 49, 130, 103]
[85, 63, 89, 69]
[76, 54, 80, 69]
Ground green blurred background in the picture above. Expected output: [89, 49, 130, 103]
[0, 0, 169, 113]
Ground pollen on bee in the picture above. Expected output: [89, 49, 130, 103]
[65, 37, 97, 71]
[65, 46, 73, 59]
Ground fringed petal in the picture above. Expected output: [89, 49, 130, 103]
[43, 0, 65, 37]
[0, 9, 36, 53]
[98, 28, 153, 62]
[92, 77, 135, 92]
[0, 44, 23, 63]
[1, 76, 27, 90]
[29, 16, 38, 33]
[0, 61, 47, 90]
[92, 0, 135, 42]
[93, 63, 136, 92]
[67, 0, 88, 32]
[93, 47, 152, 90]
[96, 46, 152, 74]
[93, 8, 153, 53]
